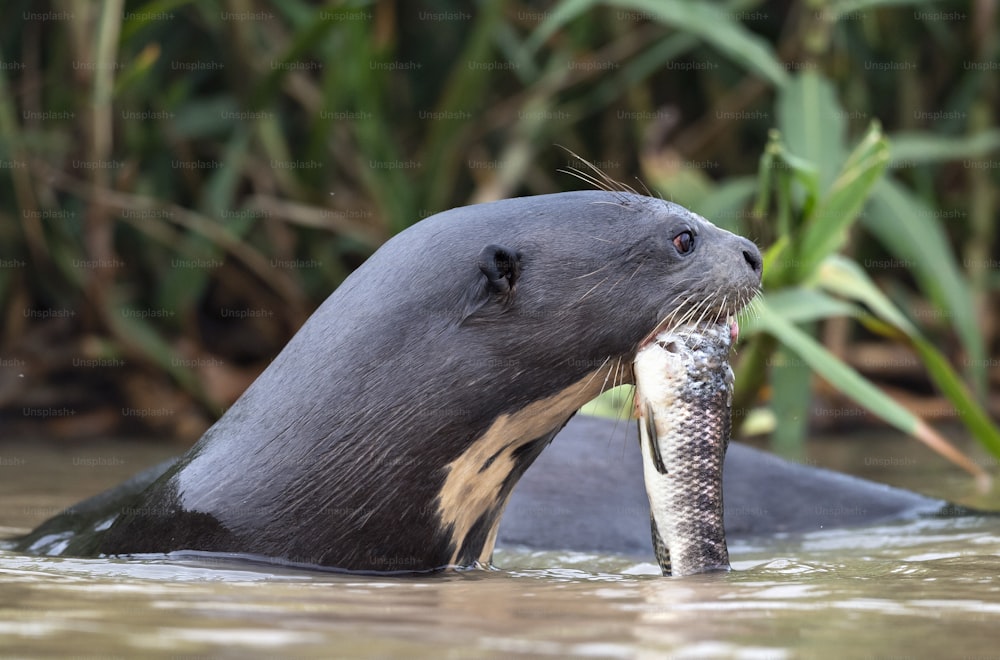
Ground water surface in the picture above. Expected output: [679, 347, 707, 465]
[2, 434, 999, 658]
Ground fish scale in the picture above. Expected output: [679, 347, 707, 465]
[634, 322, 733, 576]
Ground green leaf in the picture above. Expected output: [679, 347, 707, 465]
[529, 0, 788, 87]
[818, 255, 916, 333]
[817, 255, 1000, 461]
[742, 287, 856, 331]
[865, 179, 987, 395]
[201, 129, 251, 218]
[754, 297, 989, 483]
[797, 122, 890, 276]
[888, 130, 1000, 168]
[907, 334, 1000, 461]
[773, 140, 823, 205]
[113, 43, 161, 97]
[754, 296, 911, 432]
[754, 130, 823, 234]
[760, 236, 792, 288]
[769, 344, 812, 458]
[776, 71, 847, 190]
[753, 133, 777, 218]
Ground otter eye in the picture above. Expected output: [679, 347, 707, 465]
[672, 231, 694, 255]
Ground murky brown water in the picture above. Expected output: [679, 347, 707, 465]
[3, 432, 1000, 658]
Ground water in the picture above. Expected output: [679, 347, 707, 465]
[3, 436, 1000, 658]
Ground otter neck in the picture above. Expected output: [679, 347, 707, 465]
[435, 365, 623, 566]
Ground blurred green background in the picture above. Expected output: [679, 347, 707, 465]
[0, 0, 997, 469]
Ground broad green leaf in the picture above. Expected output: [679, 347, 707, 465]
[888, 130, 1000, 168]
[754, 296, 911, 435]
[865, 179, 987, 395]
[797, 123, 890, 275]
[773, 141, 823, 204]
[741, 288, 856, 332]
[818, 255, 1000, 460]
[753, 134, 777, 217]
[769, 344, 812, 458]
[760, 236, 788, 283]
[754, 130, 822, 230]
[529, 0, 788, 87]
[906, 334, 1000, 461]
[754, 297, 988, 483]
[776, 71, 846, 190]
[860, 311, 1000, 463]
[818, 255, 916, 333]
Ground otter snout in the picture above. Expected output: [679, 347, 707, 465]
[713, 230, 763, 294]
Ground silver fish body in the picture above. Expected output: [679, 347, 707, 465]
[634, 322, 733, 576]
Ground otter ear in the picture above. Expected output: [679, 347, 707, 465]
[461, 245, 522, 323]
[477, 244, 522, 295]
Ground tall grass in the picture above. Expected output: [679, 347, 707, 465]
[0, 1, 996, 461]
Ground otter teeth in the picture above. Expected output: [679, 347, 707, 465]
[728, 315, 739, 344]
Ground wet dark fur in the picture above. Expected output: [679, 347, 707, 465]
[11, 191, 762, 572]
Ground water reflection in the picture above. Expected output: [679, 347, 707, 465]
[2, 516, 1000, 657]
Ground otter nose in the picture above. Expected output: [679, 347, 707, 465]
[740, 238, 763, 280]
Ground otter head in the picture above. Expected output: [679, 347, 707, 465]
[453, 191, 761, 384]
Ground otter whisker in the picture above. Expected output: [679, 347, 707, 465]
[573, 263, 614, 280]
[635, 176, 656, 199]
[557, 146, 638, 204]
[626, 255, 650, 284]
[578, 275, 612, 303]
[561, 166, 615, 193]
[579, 355, 614, 394]
[604, 273, 631, 295]
[562, 149, 637, 195]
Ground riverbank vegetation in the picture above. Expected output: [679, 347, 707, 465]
[1, 1, 997, 477]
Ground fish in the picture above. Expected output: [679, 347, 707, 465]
[633, 321, 735, 576]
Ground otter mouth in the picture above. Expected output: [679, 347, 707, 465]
[638, 313, 741, 353]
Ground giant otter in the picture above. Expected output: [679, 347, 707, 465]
[10, 191, 763, 572]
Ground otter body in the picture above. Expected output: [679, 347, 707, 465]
[14, 414, 951, 565]
[13, 192, 763, 572]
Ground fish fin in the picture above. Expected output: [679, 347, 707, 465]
[642, 401, 668, 475]
[650, 514, 671, 576]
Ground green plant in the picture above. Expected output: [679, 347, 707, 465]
[0, 0, 995, 456]
[737, 71, 999, 486]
